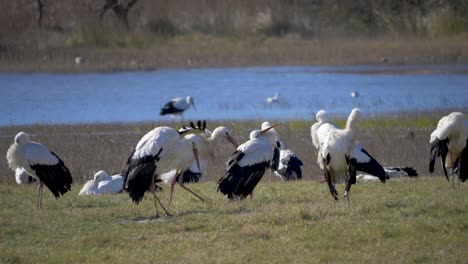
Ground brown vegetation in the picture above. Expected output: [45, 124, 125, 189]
[1, 0, 468, 72]
[0, 113, 454, 185]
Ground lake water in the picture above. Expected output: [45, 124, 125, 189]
[1, 65, 467, 126]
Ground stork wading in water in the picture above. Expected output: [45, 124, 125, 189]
[265, 93, 280, 105]
[311, 109, 388, 183]
[164, 123, 239, 204]
[122, 122, 205, 219]
[218, 124, 278, 200]
[320, 108, 360, 203]
[160, 96, 196, 125]
[429, 112, 468, 188]
[6, 132, 72, 209]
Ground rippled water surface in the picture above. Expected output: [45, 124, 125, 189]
[1, 65, 467, 125]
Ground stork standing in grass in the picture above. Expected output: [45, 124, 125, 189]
[164, 124, 239, 204]
[6, 132, 72, 209]
[217, 124, 278, 200]
[311, 109, 388, 183]
[160, 96, 196, 125]
[122, 123, 205, 218]
[429, 112, 468, 188]
[320, 108, 360, 202]
[357, 167, 418, 182]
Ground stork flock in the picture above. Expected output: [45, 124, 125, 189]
[5, 95, 467, 218]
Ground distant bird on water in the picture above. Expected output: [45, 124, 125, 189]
[351, 91, 359, 98]
[265, 93, 280, 105]
[6, 132, 72, 209]
[160, 96, 196, 125]
[429, 112, 467, 188]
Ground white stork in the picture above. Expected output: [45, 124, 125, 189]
[260, 121, 302, 181]
[217, 124, 278, 200]
[122, 124, 205, 218]
[274, 143, 304, 181]
[357, 166, 418, 182]
[160, 96, 196, 125]
[15, 167, 36, 184]
[320, 108, 360, 202]
[165, 124, 238, 204]
[260, 121, 281, 181]
[311, 109, 388, 183]
[429, 112, 468, 188]
[79, 170, 124, 195]
[6, 132, 73, 209]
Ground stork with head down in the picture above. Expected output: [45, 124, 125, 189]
[320, 108, 360, 203]
[311, 109, 388, 183]
[122, 122, 205, 219]
[217, 123, 278, 200]
[160, 96, 196, 125]
[6, 132, 72, 209]
[429, 112, 468, 188]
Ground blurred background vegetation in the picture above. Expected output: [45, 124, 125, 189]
[1, 0, 467, 69]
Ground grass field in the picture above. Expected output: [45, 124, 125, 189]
[0, 177, 467, 263]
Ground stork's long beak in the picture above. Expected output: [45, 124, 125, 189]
[260, 124, 278, 135]
[192, 143, 201, 170]
[192, 102, 197, 110]
[226, 135, 238, 148]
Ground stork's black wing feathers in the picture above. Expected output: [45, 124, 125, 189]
[30, 152, 72, 198]
[218, 150, 268, 199]
[160, 101, 183, 115]
[270, 141, 280, 171]
[356, 148, 387, 182]
[286, 155, 303, 180]
[458, 139, 468, 182]
[429, 138, 449, 180]
[122, 148, 163, 204]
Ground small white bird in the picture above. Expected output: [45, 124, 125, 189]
[429, 112, 467, 188]
[265, 93, 280, 104]
[15, 167, 36, 184]
[350, 91, 359, 98]
[218, 124, 278, 200]
[79, 170, 124, 195]
[160, 96, 196, 125]
[6, 132, 72, 209]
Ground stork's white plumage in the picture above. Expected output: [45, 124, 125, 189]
[6, 132, 72, 208]
[274, 147, 304, 181]
[79, 170, 124, 195]
[429, 112, 468, 187]
[311, 109, 388, 182]
[160, 96, 196, 124]
[218, 124, 277, 199]
[122, 125, 205, 218]
[15, 167, 36, 184]
[357, 167, 418, 182]
[164, 124, 238, 204]
[320, 108, 360, 201]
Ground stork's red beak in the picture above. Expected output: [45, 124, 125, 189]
[226, 135, 238, 148]
[192, 143, 201, 170]
[260, 124, 278, 135]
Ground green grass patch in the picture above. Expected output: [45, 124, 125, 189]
[0, 177, 466, 263]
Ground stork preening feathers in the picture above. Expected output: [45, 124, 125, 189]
[320, 108, 361, 202]
[79, 170, 124, 195]
[311, 109, 388, 184]
[6, 132, 72, 208]
[160, 96, 196, 124]
[122, 121, 206, 218]
[218, 124, 278, 200]
[429, 112, 468, 188]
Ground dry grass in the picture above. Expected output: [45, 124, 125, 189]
[0, 113, 454, 184]
[1, 35, 468, 73]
